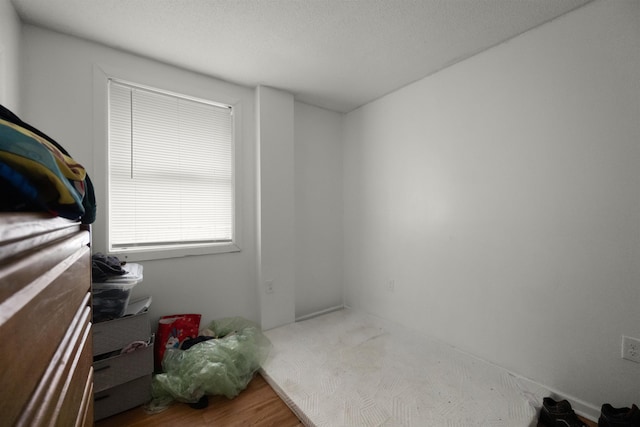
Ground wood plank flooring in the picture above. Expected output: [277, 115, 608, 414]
[539, 415, 598, 427]
[94, 374, 303, 427]
[95, 372, 597, 427]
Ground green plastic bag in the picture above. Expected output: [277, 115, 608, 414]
[147, 317, 271, 412]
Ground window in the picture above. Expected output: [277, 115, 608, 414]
[107, 79, 238, 258]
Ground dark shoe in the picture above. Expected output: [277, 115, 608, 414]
[539, 397, 587, 427]
[599, 404, 640, 427]
[189, 395, 209, 409]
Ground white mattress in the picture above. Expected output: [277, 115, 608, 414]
[261, 309, 548, 427]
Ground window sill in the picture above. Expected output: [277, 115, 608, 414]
[110, 242, 241, 262]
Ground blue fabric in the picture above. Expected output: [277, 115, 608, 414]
[0, 105, 96, 223]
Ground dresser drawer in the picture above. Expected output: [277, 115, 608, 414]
[94, 344, 153, 393]
[93, 311, 150, 356]
[15, 301, 92, 427]
[94, 375, 152, 421]
[54, 315, 94, 427]
[0, 237, 91, 426]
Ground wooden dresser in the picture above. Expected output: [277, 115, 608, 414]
[0, 213, 93, 427]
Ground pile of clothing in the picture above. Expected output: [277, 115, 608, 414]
[91, 252, 127, 282]
[0, 104, 95, 224]
[91, 252, 132, 323]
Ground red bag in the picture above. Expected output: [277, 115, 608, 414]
[154, 313, 201, 371]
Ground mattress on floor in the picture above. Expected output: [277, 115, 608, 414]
[261, 309, 549, 427]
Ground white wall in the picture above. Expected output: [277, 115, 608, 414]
[18, 25, 346, 331]
[0, 0, 22, 111]
[21, 26, 260, 327]
[256, 86, 296, 330]
[294, 102, 344, 318]
[344, 0, 639, 415]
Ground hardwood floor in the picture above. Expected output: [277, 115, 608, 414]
[538, 416, 598, 427]
[95, 372, 598, 427]
[95, 374, 303, 427]
[582, 417, 598, 427]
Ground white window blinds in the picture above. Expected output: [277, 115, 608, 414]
[108, 79, 234, 250]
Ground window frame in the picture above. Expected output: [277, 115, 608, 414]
[93, 64, 244, 262]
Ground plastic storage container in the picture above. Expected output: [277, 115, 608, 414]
[92, 281, 138, 322]
[92, 263, 143, 323]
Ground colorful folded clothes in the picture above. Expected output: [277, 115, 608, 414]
[0, 105, 96, 223]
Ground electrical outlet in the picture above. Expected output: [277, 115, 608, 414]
[622, 336, 640, 363]
[265, 280, 274, 294]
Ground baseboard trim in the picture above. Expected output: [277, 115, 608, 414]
[295, 305, 344, 322]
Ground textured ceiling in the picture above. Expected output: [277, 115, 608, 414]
[11, 0, 592, 112]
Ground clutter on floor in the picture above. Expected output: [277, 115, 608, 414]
[154, 313, 202, 372]
[597, 403, 640, 427]
[537, 398, 640, 427]
[91, 256, 272, 420]
[148, 316, 272, 413]
[538, 397, 587, 427]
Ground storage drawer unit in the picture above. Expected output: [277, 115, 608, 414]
[94, 344, 153, 393]
[93, 311, 151, 356]
[93, 310, 153, 420]
[94, 375, 152, 421]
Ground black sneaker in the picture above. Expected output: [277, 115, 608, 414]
[188, 395, 209, 409]
[599, 404, 640, 427]
[539, 397, 588, 427]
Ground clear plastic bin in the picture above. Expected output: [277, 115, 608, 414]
[92, 263, 143, 323]
[92, 281, 139, 322]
